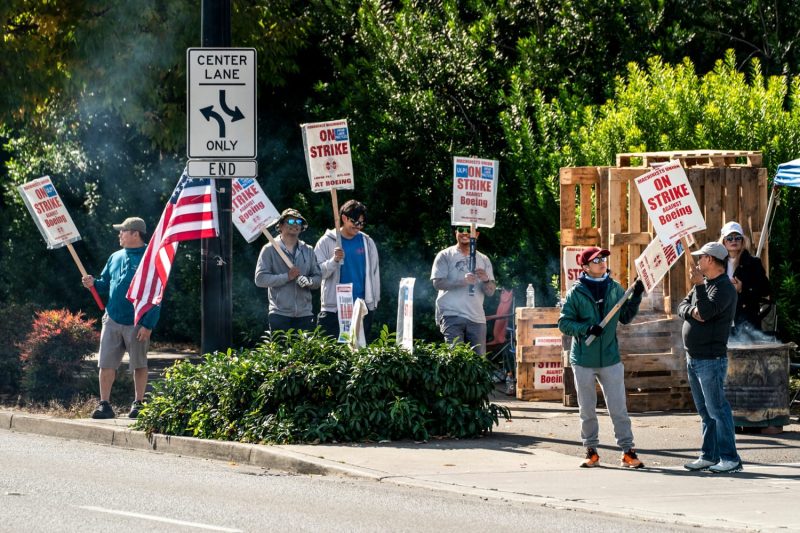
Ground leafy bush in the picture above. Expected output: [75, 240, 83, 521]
[0, 302, 39, 397]
[18, 309, 99, 402]
[135, 328, 510, 444]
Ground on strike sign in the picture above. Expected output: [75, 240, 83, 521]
[451, 156, 498, 228]
[231, 178, 280, 243]
[18, 176, 81, 249]
[634, 160, 705, 244]
[634, 237, 685, 293]
[301, 119, 354, 192]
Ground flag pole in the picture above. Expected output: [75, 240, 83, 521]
[67, 243, 105, 311]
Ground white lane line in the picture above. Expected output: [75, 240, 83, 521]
[79, 506, 242, 532]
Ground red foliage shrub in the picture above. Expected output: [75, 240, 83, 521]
[18, 309, 99, 402]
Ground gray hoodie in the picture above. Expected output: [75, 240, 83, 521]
[314, 228, 380, 312]
[254, 238, 321, 317]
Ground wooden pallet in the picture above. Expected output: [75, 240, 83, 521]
[515, 307, 564, 401]
[615, 150, 762, 168]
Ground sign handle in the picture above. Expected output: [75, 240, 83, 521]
[331, 188, 343, 259]
[67, 243, 105, 311]
[468, 223, 477, 296]
[585, 284, 636, 346]
[261, 229, 294, 269]
[681, 236, 697, 269]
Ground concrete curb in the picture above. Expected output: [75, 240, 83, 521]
[0, 411, 380, 480]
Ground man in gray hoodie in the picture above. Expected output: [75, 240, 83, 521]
[314, 199, 380, 341]
[255, 208, 321, 332]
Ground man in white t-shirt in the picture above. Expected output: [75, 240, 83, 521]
[431, 226, 496, 355]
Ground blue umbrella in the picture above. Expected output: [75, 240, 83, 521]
[756, 158, 800, 257]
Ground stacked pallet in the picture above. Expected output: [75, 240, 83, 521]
[515, 307, 563, 401]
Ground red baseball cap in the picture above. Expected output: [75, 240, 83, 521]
[578, 247, 610, 266]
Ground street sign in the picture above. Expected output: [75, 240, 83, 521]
[187, 159, 257, 179]
[187, 48, 257, 159]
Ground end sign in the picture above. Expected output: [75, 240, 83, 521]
[187, 48, 256, 160]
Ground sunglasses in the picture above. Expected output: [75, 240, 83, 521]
[589, 256, 608, 264]
[725, 235, 743, 242]
[346, 216, 366, 228]
[455, 227, 471, 234]
[285, 218, 305, 226]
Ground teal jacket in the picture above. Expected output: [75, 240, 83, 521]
[558, 274, 642, 368]
[93, 246, 160, 330]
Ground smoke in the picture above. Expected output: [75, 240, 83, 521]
[728, 321, 779, 346]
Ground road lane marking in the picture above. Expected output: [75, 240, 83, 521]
[79, 506, 242, 532]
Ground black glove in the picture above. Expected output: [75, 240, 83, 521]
[633, 279, 645, 297]
[587, 324, 604, 337]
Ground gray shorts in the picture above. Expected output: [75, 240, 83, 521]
[440, 315, 487, 356]
[98, 314, 149, 370]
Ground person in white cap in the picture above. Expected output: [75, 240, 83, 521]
[678, 241, 742, 473]
[718, 221, 772, 333]
[82, 217, 160, 420]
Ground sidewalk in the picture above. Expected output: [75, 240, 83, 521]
[2, 394, 798, 532]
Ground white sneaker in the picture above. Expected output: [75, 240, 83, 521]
[709, 459, 743, 473]
[684, 458, 715, 471]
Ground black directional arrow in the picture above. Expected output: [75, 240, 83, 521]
[200, 105, 226, 138]
[218, 90, 244, 122]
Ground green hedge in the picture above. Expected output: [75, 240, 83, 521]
[134, 329, 510, 444]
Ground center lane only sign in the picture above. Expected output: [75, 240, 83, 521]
[187, 48, 257, 160]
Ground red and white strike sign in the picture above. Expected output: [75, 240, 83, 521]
[17, 176, 104, 310]
[634, 237, 685, 294]
[634, 160, 705, 245]
[451, 156, 499, 228]
[301, 119, 354, 193]
[231, 178, 280, 243]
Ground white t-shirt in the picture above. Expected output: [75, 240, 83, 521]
[431, 245, 494, 324]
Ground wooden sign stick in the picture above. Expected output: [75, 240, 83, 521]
[585, 283, 636, 346]
[331, 188, 342, 249]
[67, 243, 105, 311]
[261, 229, 294, 269]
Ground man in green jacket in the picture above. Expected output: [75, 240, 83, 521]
[558, 247, 645, 468]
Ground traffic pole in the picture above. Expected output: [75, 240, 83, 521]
[200, 0, 233, 355]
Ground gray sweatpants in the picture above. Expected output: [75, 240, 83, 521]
[573, 362, 634, 451]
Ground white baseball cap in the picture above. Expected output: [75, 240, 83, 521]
[720, 221, 744, 238]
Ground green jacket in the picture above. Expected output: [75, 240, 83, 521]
[558, 275, 642, 368]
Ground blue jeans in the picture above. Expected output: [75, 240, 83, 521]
[686, 355, 740, 463]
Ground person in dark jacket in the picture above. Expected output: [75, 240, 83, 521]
[558, 247, 645, 469]
[678, 241, 742, 474]
[718, 221, 772, 333]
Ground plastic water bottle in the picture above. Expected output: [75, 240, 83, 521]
[526, 283, 535, 307]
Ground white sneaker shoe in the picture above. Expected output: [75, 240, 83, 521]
[683, 458, 715, 471]
[709, 459, 743, 473]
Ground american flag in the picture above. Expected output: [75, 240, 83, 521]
[127, 169, 218, 325]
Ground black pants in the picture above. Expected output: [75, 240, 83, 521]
[317, 310, 374, 343]
[268, 313, 315, 333]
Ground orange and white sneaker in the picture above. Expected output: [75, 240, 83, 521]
[621, 448, 644, 468]
[580, 447, 600, 468]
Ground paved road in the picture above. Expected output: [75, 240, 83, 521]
[1, 430, 701, 533]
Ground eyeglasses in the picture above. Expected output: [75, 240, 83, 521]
[589, 256, 607, 264]
[285, 218, 305, 226]
[346, 216, 366, 228]
[725, 235, 743, 242]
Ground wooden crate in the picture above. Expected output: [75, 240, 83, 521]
[560, 150, 769, 315]
[515, 307, 563, 401]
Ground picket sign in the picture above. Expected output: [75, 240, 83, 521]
[17, 176, 104, 310]
[301, 119, 353, 251]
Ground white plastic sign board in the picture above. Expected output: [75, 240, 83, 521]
[187, 48, 256, 159]
[301, 119, 354, 192]
[396, 278, 415, 352]
[187, 160, 257, 179]
[18, 176, 81, 249]
[336, 283, 354, 343]
[562, 246, 591, 296]
[634, 160, 705, 244]
[451, 156, 499, 228]
[231, 178, 280, 243]
[634, 237, 685, 294]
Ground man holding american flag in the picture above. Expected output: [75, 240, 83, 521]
[82, 170, 218, 419]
